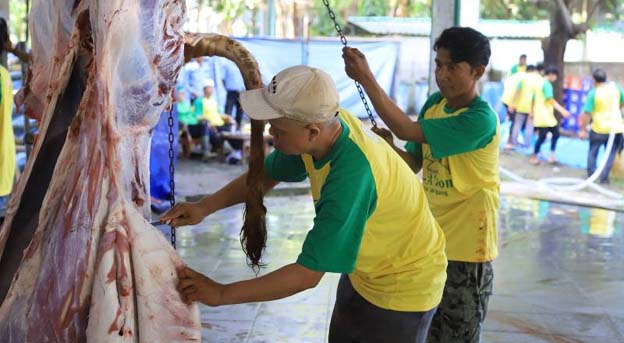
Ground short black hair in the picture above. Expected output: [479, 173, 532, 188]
[593, 69, 607, 83]
[544, 66, 559, 76]
[536, 63, 544, 72]
[520, 54, 527, 59]
[526, 65, 536, 72]
[433, 27, 491, 67]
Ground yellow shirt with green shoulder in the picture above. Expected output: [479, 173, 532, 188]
[202, 96, 225, 127]
[264, 110, 447, 312]
[501, 71, 524, 107]
[583, 82, 624, 134]
[514, 72, 542, 114]
[406, 92, 500, 262]
[533, 77, 558, 128]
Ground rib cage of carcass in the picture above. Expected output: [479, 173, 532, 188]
[0, 0, 265, 341]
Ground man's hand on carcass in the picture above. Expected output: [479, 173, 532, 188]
[160, 202, 207, 227]
[342, 47, 375, 86]
[178, 267, 224, 306]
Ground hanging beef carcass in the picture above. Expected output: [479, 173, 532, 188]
[0, 0, 266, 341]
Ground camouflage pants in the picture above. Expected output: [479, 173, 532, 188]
[427, 261, 494, 343]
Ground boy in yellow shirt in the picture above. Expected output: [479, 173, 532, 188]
[529, 66, 570, 165]
[578, 69, 624, 183]
[343, 27, 499, 342]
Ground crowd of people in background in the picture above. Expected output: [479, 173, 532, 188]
[174, 56, 248, 163]
[501, 54, 624, 183]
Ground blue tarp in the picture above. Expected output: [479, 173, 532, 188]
[179, 37, 400, 119]
[149, 108, 179, 206]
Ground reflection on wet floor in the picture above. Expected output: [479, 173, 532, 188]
[173, 196, 624, 343]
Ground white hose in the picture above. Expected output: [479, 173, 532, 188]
[500, 111, 624, 200]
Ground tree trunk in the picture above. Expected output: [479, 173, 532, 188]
[542, 0, 599, 100]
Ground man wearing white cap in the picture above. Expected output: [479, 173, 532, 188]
[162, 65, 447, 342]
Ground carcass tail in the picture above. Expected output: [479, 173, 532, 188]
[184, 33, 267, 269]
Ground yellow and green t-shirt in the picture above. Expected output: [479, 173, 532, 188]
[501, 72, 524, 107]
[583, 82, 624, 134]
[264, 110, 447, 312]
[406, 92, 500, 263]
[533, 78, 557, 128]
[202, 97, 224, 127]
[510, 64, 526, 75]
[514, 72, 543, 114]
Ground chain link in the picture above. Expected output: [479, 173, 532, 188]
[167, 103, 176, 249]
[321, 0, 377, 127]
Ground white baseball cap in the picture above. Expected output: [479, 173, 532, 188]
[240, 65, 340, 123]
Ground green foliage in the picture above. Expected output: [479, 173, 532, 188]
[407, 0, 432, 17]
[10, 0, 28, 42]
[359, 0, 389, 16]
[310, 0, 353, 37]
[480, 0, 550, 20]
[208, 0, 260, 21]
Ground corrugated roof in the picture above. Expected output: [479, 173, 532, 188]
[348, 17, 552, 39]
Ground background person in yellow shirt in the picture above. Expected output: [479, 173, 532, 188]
[578, 69, 624, 184]
[506, 64, 541, 149]
[510, 54, 527, 75]
[343, 27, 499, 343]
[199, 81, 244, 156]
[161, 66, 447, 343]
[529, 66, 571, 165]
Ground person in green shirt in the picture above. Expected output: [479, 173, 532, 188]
[578, 69, 624, 184]
[161, 65, 447, 343]
[176, 89, 211, 159]
[510, 54, 527, 75]
[343, 26, 500, 343]
[529, 66, 570, 165]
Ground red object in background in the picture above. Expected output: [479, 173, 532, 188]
[564, 75, 583, 90]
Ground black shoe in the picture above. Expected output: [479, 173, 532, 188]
[598, 179, 610, 185]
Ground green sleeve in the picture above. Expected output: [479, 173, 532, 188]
[192, 98, 203, 116]
[419, 98, 498, 159]
[264, 150, 307, 182]
[404, 141, 422, 160]
[583, 89, 596, 114]
[543, 81, 554, 100]
[296, 145, 377, 273]
[511, 65, 518, 74]
[618, 84, 624, 103]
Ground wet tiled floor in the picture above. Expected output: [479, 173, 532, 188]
[173, 195, 624, 343]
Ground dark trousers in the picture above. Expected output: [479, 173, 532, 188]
[225, 90, 244, 127]
[534, 126, 560, 155]
[329, 274, 437, 343]
[587, 130, 623, 182]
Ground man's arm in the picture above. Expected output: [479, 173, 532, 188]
[178, 263, 324, 306]
[578, 112, 591, 139]
[342, 47, 426, 143]
[371, 127, 423, 173]
[161, 172, 279, 227]
[549, 99, 570, 118]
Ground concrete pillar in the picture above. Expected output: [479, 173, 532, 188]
[428, 0, 481, 94]
[0, 0, 8, 20]
[428, 0, 457, 94]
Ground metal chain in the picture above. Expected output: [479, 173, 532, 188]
[321, 0, 377, 127]
[167, 103, 176, 249]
